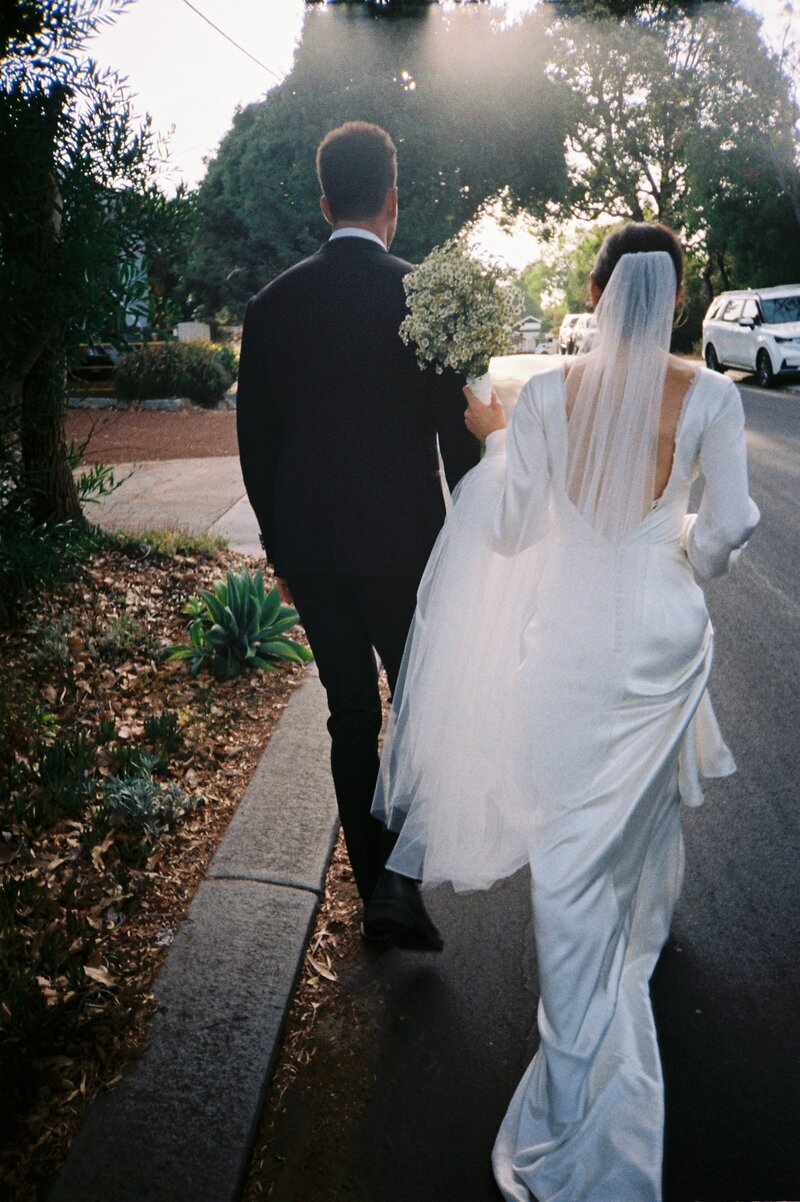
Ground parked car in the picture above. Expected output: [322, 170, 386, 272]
[702, 285, 800, 388]
[558, 313, 585, 354]
[573, 313, 599, 355]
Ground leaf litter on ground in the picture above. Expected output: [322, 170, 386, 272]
[0, 537, 307, 1201]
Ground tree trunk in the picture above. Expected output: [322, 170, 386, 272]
[716, 251, 731, 293]
[20, 349, 81, 524]
[4, 83, 81, 522]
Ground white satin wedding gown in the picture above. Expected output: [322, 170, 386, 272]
[373, 349, 758, 1199]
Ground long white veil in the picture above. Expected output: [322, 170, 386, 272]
[566, 251, 677, 543]
[372, 251, 680, 891]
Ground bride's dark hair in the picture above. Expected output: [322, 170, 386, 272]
[593, 222, 683, 292]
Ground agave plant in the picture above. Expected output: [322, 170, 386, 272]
[166, 567, 313, 679]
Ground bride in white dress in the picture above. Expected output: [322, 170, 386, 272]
[372, 222, 759, 1201]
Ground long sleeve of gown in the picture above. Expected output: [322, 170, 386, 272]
[682, 380, 760, 578]
[483, 380, 550, 556]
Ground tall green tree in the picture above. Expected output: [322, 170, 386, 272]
[768, 14, 800, 228]
[190, 4, 571, 317]
[0, 0, 161, 522]
[133, 186, 200, 330]
[547, 5, 800, 295]
[681, 7, 800, 290]
[519, 260, 558, 327]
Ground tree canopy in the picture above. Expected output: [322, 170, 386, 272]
[191, 0, 800, 325]
[189, 4, 571, 317]
[548, 4, 800, 293]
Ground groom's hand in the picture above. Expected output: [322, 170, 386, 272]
[276, 576, 295, 607]
[463, 385, 506, 442]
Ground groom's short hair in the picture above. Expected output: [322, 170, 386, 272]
[316, 122, 397, 222]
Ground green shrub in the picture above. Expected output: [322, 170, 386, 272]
[196, 339, 238, 381]
[114, 341, 231, 406]
[0, 706, 197, 1134]
[0, 501, 98, 629]
[212, 306, 237, 326]
[20, 732, 99, 829]
[0, 710, 189, 834]
[99, 773, 197, 840]
[166, 567, 313, 680]
[0, 432, 113, 627]
[111, 744, 167, 779]
[143, 708, 185, 753]
[90, 612, 155, 662]
[27, 612, 74, 670]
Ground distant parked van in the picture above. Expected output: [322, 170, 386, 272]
[702, 285, 800, 388]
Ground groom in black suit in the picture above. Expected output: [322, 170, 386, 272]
[236, 122, 479, 950]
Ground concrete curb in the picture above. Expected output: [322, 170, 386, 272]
[50, 666, 338, 1202]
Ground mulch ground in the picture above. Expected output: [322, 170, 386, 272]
[242, 833, 375, 1202]
[0, 540, 305, 1201]
[66, 408, 239, 465]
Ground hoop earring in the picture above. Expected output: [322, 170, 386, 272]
[673, 294, 688, 328]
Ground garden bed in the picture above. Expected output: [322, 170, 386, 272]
[0, 531, 306, 1201]
[66, 407, 239, 464]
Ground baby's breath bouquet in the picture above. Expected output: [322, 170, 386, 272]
[400, 240, 523, 396]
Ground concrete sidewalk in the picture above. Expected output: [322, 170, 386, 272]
[83, 455, 262, 556]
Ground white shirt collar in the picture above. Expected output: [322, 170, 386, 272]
[329, 227, 386, 250]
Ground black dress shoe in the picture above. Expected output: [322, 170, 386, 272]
[359, 918, 393, 951]
[363, 869, 444, 953]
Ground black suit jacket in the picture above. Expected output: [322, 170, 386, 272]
[236, 235, 480, 579]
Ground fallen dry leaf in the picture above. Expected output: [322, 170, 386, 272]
[307, 955, 337, 983]
[82, 965, 116, 987]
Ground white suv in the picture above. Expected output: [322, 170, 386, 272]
[702, 286, 800, 388]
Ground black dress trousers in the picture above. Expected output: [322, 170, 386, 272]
[287, 573, 419, 902]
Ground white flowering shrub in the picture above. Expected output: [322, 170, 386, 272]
[400, 240, 523, 378]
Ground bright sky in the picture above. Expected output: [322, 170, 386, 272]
[87, 0, 306, 190]
[87, 0, 796, 267]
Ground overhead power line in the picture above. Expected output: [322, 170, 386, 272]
[179, 0, 285, 81]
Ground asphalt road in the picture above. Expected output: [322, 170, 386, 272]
[656, 381, 800, 1202]
[267, 378, 799, 1202]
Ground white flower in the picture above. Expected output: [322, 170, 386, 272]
[400, 240, 523, 379]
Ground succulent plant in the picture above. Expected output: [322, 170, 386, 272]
[166, 567, 313, 679]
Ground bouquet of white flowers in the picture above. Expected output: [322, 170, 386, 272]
[399, 240, 523, 396]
